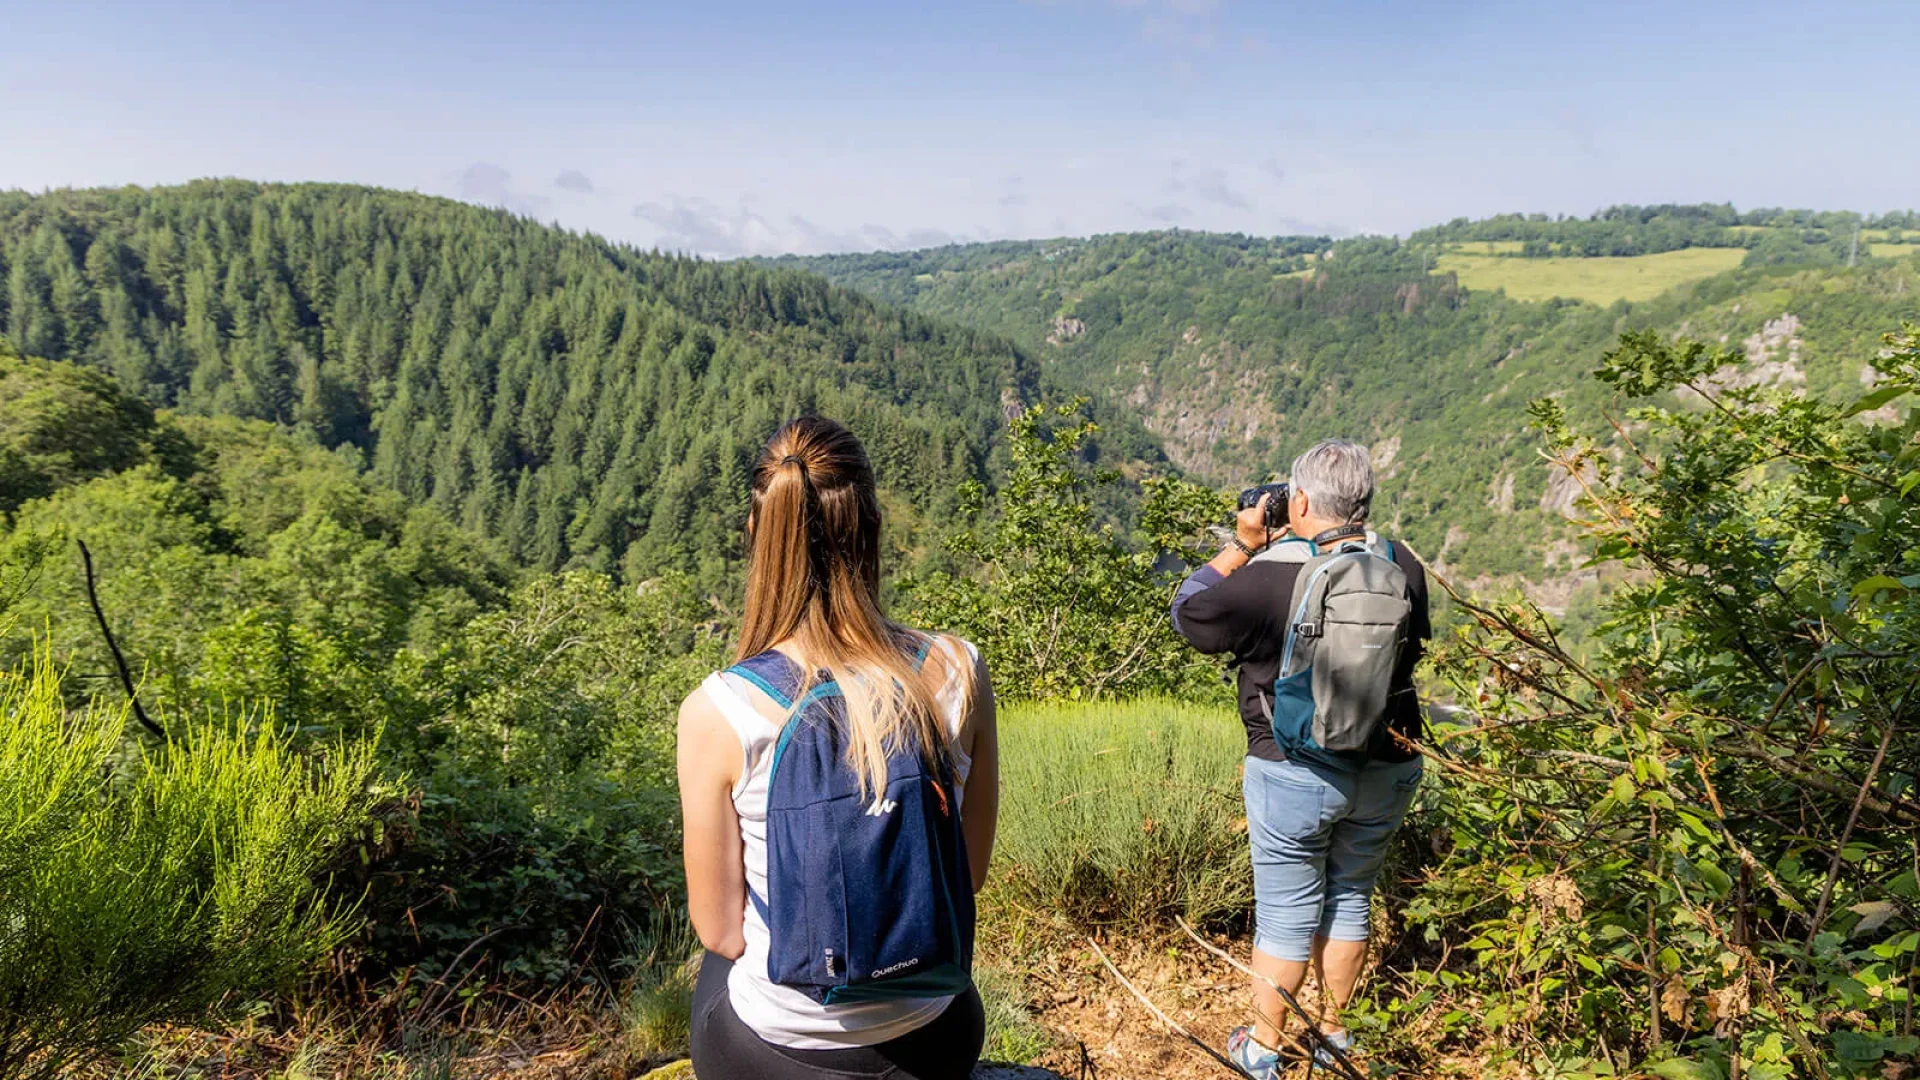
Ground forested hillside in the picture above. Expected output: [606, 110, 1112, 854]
[782, 211, 1920, 585]
[0, 181, 1068, 587]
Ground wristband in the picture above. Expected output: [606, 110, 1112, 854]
[1230, 535, 1263, 558]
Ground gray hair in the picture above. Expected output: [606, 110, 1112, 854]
[1290, 439, 1375, 524]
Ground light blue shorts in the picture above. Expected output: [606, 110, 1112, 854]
[1242, 754, 1423, 962]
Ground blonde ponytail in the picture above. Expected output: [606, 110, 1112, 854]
[738, 418, 963, 796]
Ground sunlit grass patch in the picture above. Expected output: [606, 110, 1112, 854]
[976, 961, 1057, 1064]
[621, 912, 702, 1066]
[1436, 247, 1747, 304]
[985, 698, 1249, 935]
[1871, 242, 1918, 259]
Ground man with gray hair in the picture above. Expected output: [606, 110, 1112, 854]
[1171, 439, 1430, 1077]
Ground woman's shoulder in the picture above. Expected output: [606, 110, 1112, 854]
[676, 673, 726, 732]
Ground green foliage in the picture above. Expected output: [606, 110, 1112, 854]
[0, 340, 174, 513]
[902, 403, 1228, 701]
[984, 699, 1250, 935]
[363, 571, 727, 982]
[788, 213, 1920, 589]
[0, 353, 711, 985]
[0, 655, 378, 1080]
[0, 181, 1034, 587]
[1400, 325, 1920, 1076]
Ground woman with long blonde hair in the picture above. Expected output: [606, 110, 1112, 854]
[678, 416, 998, 1080]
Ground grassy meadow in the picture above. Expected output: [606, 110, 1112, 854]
[985, 698, 1249, 935]
[1435, 245, 1748, 304]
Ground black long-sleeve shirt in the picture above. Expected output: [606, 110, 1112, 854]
[1171, 537, 1430, 763]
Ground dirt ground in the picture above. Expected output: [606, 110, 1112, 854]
[100, 932, 1487, 1080]
[1014, 934, 1329, 1080]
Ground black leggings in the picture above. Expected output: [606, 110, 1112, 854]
[689, 951, 984, 1080]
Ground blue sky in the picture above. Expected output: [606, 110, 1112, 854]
[4, 0, 1916, 257]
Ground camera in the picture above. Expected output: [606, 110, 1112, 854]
[1237, 482, 1290, 529]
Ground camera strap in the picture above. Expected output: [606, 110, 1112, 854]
[1310, 524, 1367, 547]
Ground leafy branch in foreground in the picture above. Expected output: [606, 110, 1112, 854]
[1390, 326, 1920, 1078]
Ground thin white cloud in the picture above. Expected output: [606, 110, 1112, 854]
[555, 169, 595, 193]
[1025, 0, 1236, 68]
[1163, 159, 1254, 210]
[459, 162, 549, 218]
[632, 196, 973, 258]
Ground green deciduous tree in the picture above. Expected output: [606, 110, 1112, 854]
[903, 402, 1229, 702]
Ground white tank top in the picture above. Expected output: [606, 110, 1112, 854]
[699, 635, 979, 1050]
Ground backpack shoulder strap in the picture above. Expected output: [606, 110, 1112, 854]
[727, 634, 934, 710]
[726, 650, 806, 709]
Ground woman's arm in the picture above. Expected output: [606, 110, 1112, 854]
[956, 647, 999, 895]
[677, 691, 747, 960]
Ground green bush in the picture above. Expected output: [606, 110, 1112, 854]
[0, 654, 378, 1080]
[903, 403, 1230, 703]
[358, 571, 727, 983]
[986, 699, 1249, 934]
[1389, 326, 1920, 1077]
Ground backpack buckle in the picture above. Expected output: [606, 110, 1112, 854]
[1294, 621, 1322, 638]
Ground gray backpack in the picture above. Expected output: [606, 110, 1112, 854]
[1259, 534, 1411, 770]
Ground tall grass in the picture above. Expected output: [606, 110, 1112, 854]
[986, 699, 1249, 935]
[0, 654, 379, 1080]
[620, 910, 701, 1066]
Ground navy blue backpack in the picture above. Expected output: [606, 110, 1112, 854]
[727, 637, 975, 1005]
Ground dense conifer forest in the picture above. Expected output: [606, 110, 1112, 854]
[0, 182, 1063, 586]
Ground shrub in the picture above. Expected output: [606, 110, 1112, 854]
[357, 571, 727, 984]
[1395, 327, 1920, 1077]
[903, 403, 1230, 703]
[985, 699, 1249, 935]
[0, 654, 378, 1080]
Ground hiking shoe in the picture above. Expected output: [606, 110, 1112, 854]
[1227, 1025, 1282, 1080]
[1310, 1028, 1356, 1073]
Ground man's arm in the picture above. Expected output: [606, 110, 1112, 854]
[1171, 493, 1281, 655]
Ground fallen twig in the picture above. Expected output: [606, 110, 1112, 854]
[1175, 918, 1366, 1080]
[78, 539, 164, 739]
[1084, 936, 1244, 1077]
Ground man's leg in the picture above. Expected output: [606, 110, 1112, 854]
[1308, 935, 1370, 1035]
[1315, 756, 1423, 1037]
[1249, 948, 1309, 1050]
[1242, 756, 1336, 1052]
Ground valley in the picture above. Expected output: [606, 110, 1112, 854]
[784, 210, 1920, 590]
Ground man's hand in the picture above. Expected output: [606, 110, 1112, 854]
[1206, 493, 1279, 578]
[1235, 493, 1277, 553]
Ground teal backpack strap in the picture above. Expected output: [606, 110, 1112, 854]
[727, 651, 805, 709]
